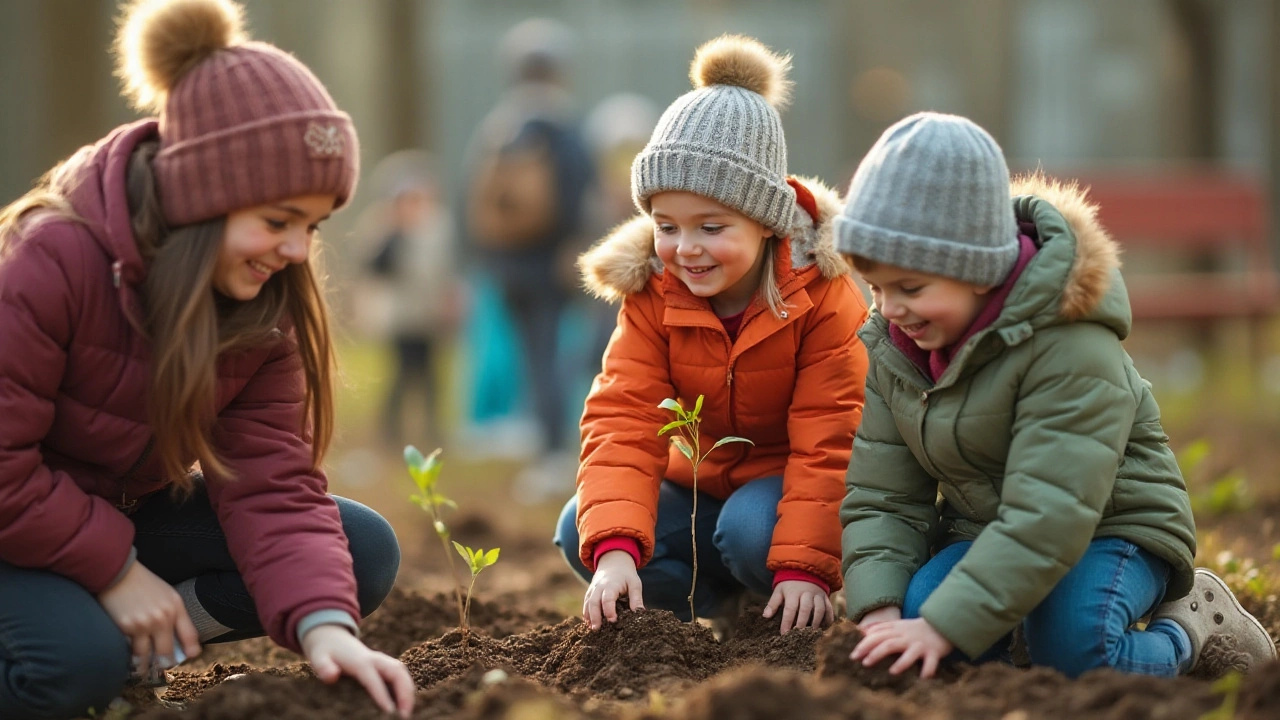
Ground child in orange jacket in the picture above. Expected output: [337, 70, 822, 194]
[554, 35, 869, 635]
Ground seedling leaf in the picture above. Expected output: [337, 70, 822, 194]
[671, 435, 694, 461]
[692, 394, 704, 419]
[658, 398, 683, 414]
[483, 548, 501, 565]
[710, 436, 755, 452]
[658, 419, 687, 436]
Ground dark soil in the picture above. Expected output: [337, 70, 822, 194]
[128, 532, 1280, 720]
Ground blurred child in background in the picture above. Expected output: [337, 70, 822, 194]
[358, 150, 459, 449]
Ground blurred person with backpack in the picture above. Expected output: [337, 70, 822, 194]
[578, 93, 660, 375]
[461, 18, 595, 501]
[356, 150, 459, 449]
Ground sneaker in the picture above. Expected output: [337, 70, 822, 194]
[1152, 568, 1278, 672]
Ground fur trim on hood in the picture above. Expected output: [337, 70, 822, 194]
[1011, 172, 1121, 321]
[579, 176, 848, 302]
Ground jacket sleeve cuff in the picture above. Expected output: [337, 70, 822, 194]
[591, 537, 641, 571]
[296, 609, 359, 647]
[772, 569, 830, 594]
[103, 546, 138, 591]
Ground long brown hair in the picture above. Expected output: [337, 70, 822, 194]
[0, 142, 335, 489]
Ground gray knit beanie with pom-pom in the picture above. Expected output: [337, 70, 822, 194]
[115, 0, 358, 227]
[631, 34, 795, 236]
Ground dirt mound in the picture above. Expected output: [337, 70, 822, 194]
[362, 587, 565, 656]
[721, 602, 824, 670]
[527, 608, 723, 697]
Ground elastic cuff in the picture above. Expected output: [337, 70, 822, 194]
[105, 546, 138, 590]
[296, 609, 359, 647]
[772, 569, 831, 595]
[592, 537, 641, 571]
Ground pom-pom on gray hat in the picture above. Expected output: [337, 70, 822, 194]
[834, 112, 1019, 286]
[631, 35, 795, 236]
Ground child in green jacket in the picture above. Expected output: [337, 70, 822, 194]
[835, 111, 1275, 679]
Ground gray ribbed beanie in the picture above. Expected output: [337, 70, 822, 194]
[631, 35, 795, 236]
[834, 112, 1019, 286]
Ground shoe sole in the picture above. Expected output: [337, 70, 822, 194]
[1195, 568, 1278, 661]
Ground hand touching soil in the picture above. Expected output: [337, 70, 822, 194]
[763, 580, 834, 634]
[852, 617, 954, 678]
[302, 624, 415, 718]
[583, 550, 645, 629]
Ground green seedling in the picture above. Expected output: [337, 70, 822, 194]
[1199, 670, 1242, 720]
[404, 445, 465, 633]
[452, 542, 500, 647]
[658, 394, 753, 622]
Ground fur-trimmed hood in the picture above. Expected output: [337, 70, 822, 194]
[578, 176, 849, 303]
[1009, 172, 1122, 322]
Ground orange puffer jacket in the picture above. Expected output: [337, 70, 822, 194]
[575, 177, 869, 589]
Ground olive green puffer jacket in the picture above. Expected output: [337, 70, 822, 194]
[840, 175, 1196, 659]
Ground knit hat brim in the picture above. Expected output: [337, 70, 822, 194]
[834, 213, 1020, 287]
[632, 144, 795, 236]
[155, 110, 357, 226]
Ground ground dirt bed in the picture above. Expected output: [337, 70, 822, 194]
[116, 521, 1280, 720]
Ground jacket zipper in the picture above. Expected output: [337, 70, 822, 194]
[116, 437, 155, 514]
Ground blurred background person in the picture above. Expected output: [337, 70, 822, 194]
[459, 18, 596, 501]
[578, 92, 661, 371]
[353, 150, 460, 451]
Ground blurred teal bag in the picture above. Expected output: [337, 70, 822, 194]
[465, 272, 526, 422]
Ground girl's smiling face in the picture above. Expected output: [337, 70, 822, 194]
[214, 194, 335, 301]
[859, 263, 993, 351]
[650, 191, 769, 317]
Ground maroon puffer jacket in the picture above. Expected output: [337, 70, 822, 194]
[0, 119, 357, 652]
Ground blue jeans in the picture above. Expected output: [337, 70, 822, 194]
[904, 536, 1191, 678]
[0, 485, 400, 720]
[555, 476, 782, 620]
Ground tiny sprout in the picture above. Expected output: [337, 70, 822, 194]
[404, 445, 465, 634]
[452, 542, 500, 646]
[658, 395, 752, 622]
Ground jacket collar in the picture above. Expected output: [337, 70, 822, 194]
[577, 175, 851, 304]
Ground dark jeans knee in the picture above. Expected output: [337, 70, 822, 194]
[553, 495, 591, 582]
[0, 575, 130, 720]
[336, 497, 400, 617]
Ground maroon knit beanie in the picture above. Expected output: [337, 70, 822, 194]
[116, 0, 358, 227]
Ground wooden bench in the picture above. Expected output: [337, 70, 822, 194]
[1080, 173, 1278, 322]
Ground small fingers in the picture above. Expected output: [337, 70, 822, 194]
[175, 612, 202, 660]
[823, 596, 835, 627]
[585, 589, 604, 630]
[798, 594, 816, 629]
[861, 637, 904, 668]
[921, 653, 940, 680]
[601, 587, 620, 624]
[378, 655, 416, 718]
[762, 587, 783, 619]
[887, 645, 920, 675]
[779, 594, 799, 635]
[626, 577, 645, 612]
[354, 663, 396, 716]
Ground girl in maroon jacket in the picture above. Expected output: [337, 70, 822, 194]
[0, 1, 413, 718]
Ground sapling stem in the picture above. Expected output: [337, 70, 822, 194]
[658, 396, 752, 625]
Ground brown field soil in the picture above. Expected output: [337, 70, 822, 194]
[122, 518, 1280, 720]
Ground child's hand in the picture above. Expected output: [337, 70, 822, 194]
[583, 550, 644, 629]
[763, 580, 834, 634]
[850, 617, 953, 678]
[857, 605, 902, 629]
[96, 561, 202, 675]
[302, 625, 415, 719]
